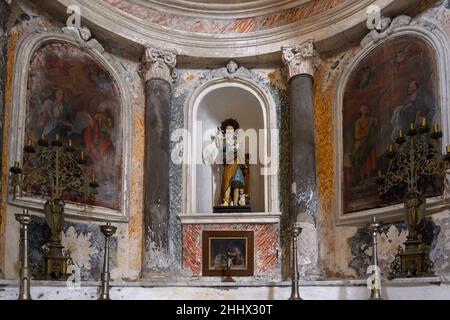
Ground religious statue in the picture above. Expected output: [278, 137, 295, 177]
[44, 198, 65, 243]
[212, 119, 250, 212]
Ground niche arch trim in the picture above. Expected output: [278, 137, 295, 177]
[182, 65, 280, 220]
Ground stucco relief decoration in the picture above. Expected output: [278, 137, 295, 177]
[61, 26, 105, 54]
[360, 16, 412, 48]
[140, 46, 178, 83]
[226, 61, 238, 76]
[174, 62, 271, 99]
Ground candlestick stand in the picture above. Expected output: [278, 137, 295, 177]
[368, 217, 383, 300]
[15, 210, 33, 300]
[99, 222, 117, 300]
[289, 225, 302, 300]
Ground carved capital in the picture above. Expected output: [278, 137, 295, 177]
[140, 46, 178, 84]
[282, 40, 317, 79]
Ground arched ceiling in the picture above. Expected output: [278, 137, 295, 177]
[40, 0, 416, 63]
[100, 0, 348, 32]
[122, 0, 312, 18]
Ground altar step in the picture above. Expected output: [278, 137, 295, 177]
[1, 278, 450, 300]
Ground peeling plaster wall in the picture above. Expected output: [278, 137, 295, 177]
[0, 0, 144, 281]
[315, 1, 450, 279]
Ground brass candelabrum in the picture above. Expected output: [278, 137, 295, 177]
[377, 118, 450, 278]
[288, 225, 302, 300]
[9, 134, 99, 280]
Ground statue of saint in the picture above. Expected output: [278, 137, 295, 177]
[44, 198, 65, 243]
[214, 119, 248, 207]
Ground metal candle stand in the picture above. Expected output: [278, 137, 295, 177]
[289, 225, 302, 300]
[15, 210, 33, 300]
[368, 216, 383, 300]
[99, 222, 117, 300]
[377, 119, 450, 278]
[9, 135, 98, 280]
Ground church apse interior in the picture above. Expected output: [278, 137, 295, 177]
[1, 0, 450, 300]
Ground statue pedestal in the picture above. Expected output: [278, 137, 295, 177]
[179, 212, 281, 280]
[39, 242, 70, 280]
[213, 206, 251, 213]
[391, 238, 434, 278]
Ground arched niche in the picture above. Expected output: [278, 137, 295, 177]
[183, 76, 280, 218]
[8, 28, 131, 222]
[334, 16, 450, 226]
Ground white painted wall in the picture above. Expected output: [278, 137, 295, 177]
[195, 86, 265, 213]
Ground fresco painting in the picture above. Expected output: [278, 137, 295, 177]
[25, 42, 122, 210]
[343, 36, 442, 213]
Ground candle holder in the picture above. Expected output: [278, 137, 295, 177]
[15, 209, 33, 300]
[9, 135, 99, 280]
[288, 225, 303, 300]
[368, 216, 383, 300]
[99, 222, 117, 300]
[377, 119, 449, 278]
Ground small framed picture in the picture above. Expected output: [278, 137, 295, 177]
[202, 231, 254, 277]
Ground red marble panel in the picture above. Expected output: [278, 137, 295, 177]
[182, 224, 279, 277]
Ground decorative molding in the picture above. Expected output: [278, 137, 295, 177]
[8, 27, 132, 223]
[61, 26, 105, 54]
[182, 62, 280, 218]
[360, 16, 412, 48]
[178, 212, 282, 225]
[334, 15, 450, 226]
[139, 46, 178, 84]
[281, 40, 318, 79]
[44, 0, 404, 60]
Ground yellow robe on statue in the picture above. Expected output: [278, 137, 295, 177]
[221, 161, 239, 202]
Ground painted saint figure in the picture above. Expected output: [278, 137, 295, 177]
[39, 89, 73, 141]
[351, 105, 378, 185]
[391, 80, 436, 140]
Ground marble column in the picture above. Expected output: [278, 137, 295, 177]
[140, 47, 177, 275]
[282, 40, 320, 279]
